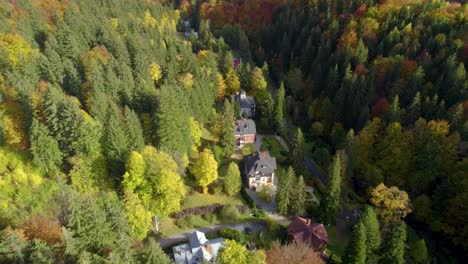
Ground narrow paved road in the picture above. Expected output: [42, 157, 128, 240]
[158, 221, 263, 249]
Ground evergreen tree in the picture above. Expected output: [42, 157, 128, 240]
[224, 162, 242, 196]
[319, 154, 342, 225]
[450, 103, 464, 132]
[343, 222, 367, 264]
[30, 118, 63, 173]
[387, 96, 401, 123]
[220, 99, 235, 156]
[291, 128, 305, 175]
[408, 92, 421, 124]
[291, 176, 306, 215]
[361, 205, 381, 256]
[277, 167, 296, 215]
[381, 222, 407, 264]
[124, 106, 145, 151]
[274, 82, 286, 133]
[104, 106, 129, 175]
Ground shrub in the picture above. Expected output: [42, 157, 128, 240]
[219, 228, 243, 242]
[241, 188, 256, 209]
[259, 185, 273, 203]
[252, 209, 267, 218]
[176, 216, 194, 229]
[220, 204, 240, 221]
[241, 143, 256, 156]
[202, 213, 218, 224]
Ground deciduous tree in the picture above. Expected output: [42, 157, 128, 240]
[190, 148, 218, 194]
[370, 183, 411, 224]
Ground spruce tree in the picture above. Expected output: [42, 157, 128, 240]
[30, 118, 63, 173]
[274, 82, 286, 134]
[124, 106, 145, 151]
[220, 99, 235, 156]
[277, 167, 295, 215]
[319, 154, 342, 225]
[291, 128, 305, 175]
[343, 222, 367, 264]
[361, 205, 381, 256]
[104, 106, 129, 175]
[381, 222, 407, 264]
[291, 175, 306, 215]
[387, 96, 401, 123]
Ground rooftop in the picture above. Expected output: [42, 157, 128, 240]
[235, 119, 256, 136]
[244, 150, 276, 177]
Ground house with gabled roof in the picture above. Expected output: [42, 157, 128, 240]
[287, 217, 329, 253]
[244, 150, 276, 191]
[235, 119, 256, 147]
[231, 91, 255, 118]
[173, 230, 225, 264]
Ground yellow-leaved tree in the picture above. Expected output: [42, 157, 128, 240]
[370, 183, 411, 224]
[122, 146, 186, 239]
[149, 62, 162, 82]
[190, 148, 218, 194]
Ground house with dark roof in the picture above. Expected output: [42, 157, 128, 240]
[244, 150, 276, 191]
[287, 217, 329, 253]
[235, 119, 256, 147]
[231, 91, 255, 118]
[172, 230, 225, 264]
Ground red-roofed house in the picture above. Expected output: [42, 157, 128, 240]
[287, 217, 329, 253]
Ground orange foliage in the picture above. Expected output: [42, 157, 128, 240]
[371, 97, 390, 118]
[1, 226, 28, 241]
[337, 30, 358, 54]
[1, 89, 29, 150]
[354, 64, 369, 76]
[354, 4, 367, 19]
[33, 0, 70, 28]
[266, 240, 324, 264]
[21, 215, 63, 245]
[400, 60, 417, 81]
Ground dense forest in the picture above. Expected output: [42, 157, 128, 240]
[0, 0, 466, 263]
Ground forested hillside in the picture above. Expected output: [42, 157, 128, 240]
[0, 0, 228, 262]
[183, 0, 468, 260]
[0, 0, 466, 262]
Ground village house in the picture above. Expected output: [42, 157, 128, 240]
[235, 119, 256, 147]
[287, 217, 329, 253]
[244, 150, 276, 191]
[231, 91, 256, 118]
[172, 230, 225, 264]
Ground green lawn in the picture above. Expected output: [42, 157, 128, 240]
[181, 192, 244, 210]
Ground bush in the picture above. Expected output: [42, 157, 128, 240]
[252, 209, 267, 218]
[220, 204, 240, 221]
[202, 213, 218, 224]
[241, 188, 256, 209]
[259, 185, 273, 203]
[241, 143, 256, 156]
[211, 182, 224, 195]
[176, 216, 194, 229]
[219, 228, 243, 242]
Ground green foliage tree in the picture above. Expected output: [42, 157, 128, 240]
[319, 154, 342, 225]
[124, 106, 145, 152]
[291, 128, 305, 175]
[274, 82, 286, 133]
[360, 205, 381, 256]
[343, 222, 367, 264]
[276, 167, 296, 215]
[220, 99, 235, 156]
[291, 175, 306, 215]
[223, 162, 242, 196]
[30, 118, 63, 173]
[381, 222, 407, 264]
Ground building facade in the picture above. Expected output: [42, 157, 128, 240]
[231, 91, 256, 118]
[244, 151, 276, 191]
[235, 119, 256, 147]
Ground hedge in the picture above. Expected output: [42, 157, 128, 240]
[240, 188, 256, 209]
[170, 203, 248, 219]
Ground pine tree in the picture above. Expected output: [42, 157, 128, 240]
[104, 106, 129, 175]
[30, 118, 63, 173]
[343, 222, 367, 264]
[408, 92, 421, 124]
[274, 82, 286, 133]
[450, 103, 464, 132]
[381, 222, 407, 264]
[387, 96, 401, 123]
[319, 154, 342, 225]
[291, 128, 305, 175]
[361, 205, 381, 256]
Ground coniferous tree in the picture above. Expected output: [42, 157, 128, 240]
[277, 167, 296, 215]
[291, 175, 306, 215]
[30, 118, 63, 173]
[361, 205, 381, 256]
[343, 222, 367, 264]
[104, 106, 129, 175]
[381, 222, 407, 264]
[319, 154, 342, 225]
[387, 96, 401, 123]
[291, 128, 305, 175]
[220, 99, 235, 156]
[274, 82, 286, 133]
[124, 106, 145, 151]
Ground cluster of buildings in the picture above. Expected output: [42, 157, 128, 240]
[232, 91, 277, 192]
